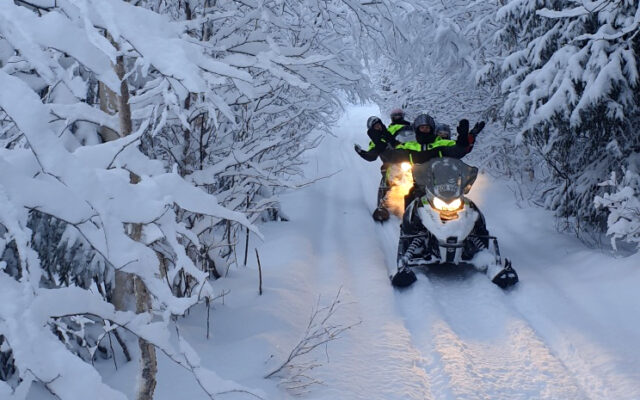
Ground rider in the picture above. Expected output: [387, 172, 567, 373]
[354, 108, 410, 161]
[387, 108, 414, 142]
[354, 116, 402, 221]
[434, 121, 479, 155]
[435, 123, 451, 139]
[390, 108, 411, 127]
[354, 116, 400, 162]
[355, 109, 415, 222]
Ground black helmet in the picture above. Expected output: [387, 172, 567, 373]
[367, 116, 383, 129]
[414, 114, 436, 144]
[413, 114, 435, 132]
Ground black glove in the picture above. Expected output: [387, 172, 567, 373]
[354, 144, 379, 162]
[457, 119, 469, 136]
[470, 121, 485, 136]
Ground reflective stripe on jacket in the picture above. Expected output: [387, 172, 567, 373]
[395, 137, 456, 152]
[426, 137, 456, 150]
[387, 124, 406, 135]
[395, 141, 421, 151]
[393, 137, 458, 162]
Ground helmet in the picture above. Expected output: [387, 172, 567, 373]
[413, 114, 435, 131]
[367, 116, 383, 129]
[414, 114, 436, 145]
[390, 108, 405, 122]
[435, 123, 451, 139]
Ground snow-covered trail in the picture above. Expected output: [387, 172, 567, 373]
[250, 104, 640, 400]
[156, 104, 640, 400]
[288, 105, 582, 400]
[271, 108, 435, 399]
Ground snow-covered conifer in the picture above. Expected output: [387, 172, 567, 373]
[486, 0, 640, 237]
[595, 153, 640, 250]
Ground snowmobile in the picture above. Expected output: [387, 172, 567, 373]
[372, 161, 414, 222]
[390, 157, 519, 289]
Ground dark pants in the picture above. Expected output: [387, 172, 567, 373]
[377, 164, 390, 207]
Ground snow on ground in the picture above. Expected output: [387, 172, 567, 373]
[78, 104, 640, 400]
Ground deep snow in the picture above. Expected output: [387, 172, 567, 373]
[43, 104, 640, 400]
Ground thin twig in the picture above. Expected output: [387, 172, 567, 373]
[113, 328, 132, 362]
[255, 249, 263, 296]
[264, 288, 359, 381]
[107, 331, 118, 370]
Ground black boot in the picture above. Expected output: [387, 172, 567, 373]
[372, 207, 390, 222]
[373, 172, 391, 222]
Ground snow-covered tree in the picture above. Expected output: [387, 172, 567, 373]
[0, 0, 272, 397]
[484, 0, 640, 238]
[595, 153, 640, 250]
[372, 1, 501, 125]
[135, 0, 378, 277]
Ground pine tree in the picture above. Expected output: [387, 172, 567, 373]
[486, 0, 640, 238]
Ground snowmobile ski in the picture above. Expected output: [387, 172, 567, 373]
[391, 267, 417, 287]
[490, 259, 519, 288]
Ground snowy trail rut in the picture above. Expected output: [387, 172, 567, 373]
[397, 276, 588, 400]
[267, 104, 640, 400]
[291, 131, 434, 399]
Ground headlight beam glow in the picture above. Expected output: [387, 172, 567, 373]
[432, 197, 462, 211]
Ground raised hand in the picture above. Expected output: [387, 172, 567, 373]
[457, 119, 469, 136]
[470, 121, 486, 136]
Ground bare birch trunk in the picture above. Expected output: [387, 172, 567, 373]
[135, 277, 157, 400]
[111, 270, 134, 311]
[128, 173, 157, 400]
[113, 54, 132, 136]
[99, 61, 132, 312]
[97, 80, 121, 142]
[99, 47, 157, 400]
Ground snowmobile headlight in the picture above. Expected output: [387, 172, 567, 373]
[400, 162, 412, 172]
[432, 197, 462, 212]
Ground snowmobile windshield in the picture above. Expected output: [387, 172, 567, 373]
[412, 158, 478, 202]
[393, 127, 416, 143]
